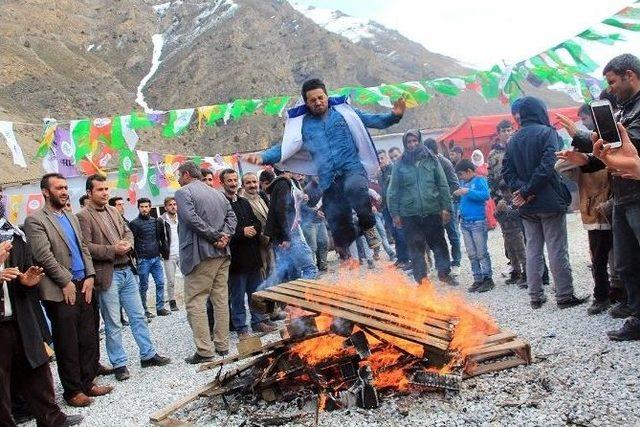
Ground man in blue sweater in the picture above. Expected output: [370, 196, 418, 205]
[244, 79, 405, 259]
[454, 159, 494, 292]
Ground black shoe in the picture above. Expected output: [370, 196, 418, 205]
[517, 276, 527, 289]
[558, 295, 589, 309]
[531, 295, 547, 309]
[141, 354, 171, 368]
[169, 300, 179, 311]
[157, 308, 171, 316]
[607, 318, 640, 341]
[62, 414, 84, 427]
[439, 274, 459, 287]
[97, 363, 114, 376]
[121, 317, 130, 326]
[145, 310, 155, 319]
[215, 349, 229, 357]
[468, 281, 482, 293]
[505, 272, 520, 285]
[184, 353, 215, 364]
[587, 299, 611, 315]
[476, 277, 495, 293]
[114, 366, 130, 381]
[609, 302, 633, 319]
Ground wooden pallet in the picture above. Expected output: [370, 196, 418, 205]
[253, 280, 455, 352]
[462, 331, 531, 378]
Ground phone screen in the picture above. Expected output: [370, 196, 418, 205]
[592, 103, 620, 144]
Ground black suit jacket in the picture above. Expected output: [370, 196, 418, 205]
[4, 236, 51, 369]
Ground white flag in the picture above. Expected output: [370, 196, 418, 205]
[137, 150, 149, 189]
[0, 121, 27, 168]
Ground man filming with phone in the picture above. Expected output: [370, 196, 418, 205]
[557, 53, 640, 341]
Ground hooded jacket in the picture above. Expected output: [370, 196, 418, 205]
[264, 176, 296, 243]
[502, 97, 571, 214]
[386, 130, 452, 218]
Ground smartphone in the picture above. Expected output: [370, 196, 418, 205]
[590, 99, 622, 148]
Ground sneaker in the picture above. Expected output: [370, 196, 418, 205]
[607, 318, 640, 341]
[363, 227, 382, 249]
[530, 295, 547, 309]
[476, 277, 495, 293]
[587, 299, 611, 315]
[145, 310, 155, 319]
[367, 259, 375, 269]
[184, 353, 215, 364]
[450, 265, 460, 277]
[114, 366, 130, 381]
[439, 274, 459, 287]
[157, 308, 171, 316]
[141, 354, 171, 368]
[252, 321, 278, 333]
[557, 295, 590, 309]
[609, 302, 633, 319]
[169, 300, 179, 311]
[468, 281, 482, 293]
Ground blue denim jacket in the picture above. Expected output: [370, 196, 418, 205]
[262, 107, 401, 190]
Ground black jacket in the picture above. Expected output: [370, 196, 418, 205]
[4, 236, 52, 369]
[264, 176, 295, 244]
[228, 196, 263, 274]
[502, 97, 571, 214]
[129, 215, 167, 259]
[157, 217, 173, 260]
[582, 90, 640, 206]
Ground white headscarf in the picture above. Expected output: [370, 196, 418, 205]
[471, 149, 485, 167]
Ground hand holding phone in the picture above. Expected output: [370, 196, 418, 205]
[591, 100, 622, 148]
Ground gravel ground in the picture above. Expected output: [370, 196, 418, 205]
[36, 212, 640, 426]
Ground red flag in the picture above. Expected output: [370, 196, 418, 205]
[26, 194, 44, 216]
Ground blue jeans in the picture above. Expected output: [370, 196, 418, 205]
[383, 207, 409, 263]
[228, 270, 265, 333]
[99, 268, 156, 368]
[269, 230, 318, 286]
[445, 202, 462, 267]
[351, 235, 373, 261]
[613, 202, 640, 318]
[302, 221, 329, 270]
[374, 212, 395, 258]
[460, 219, 492, 282]
[138, 256, 166, 311]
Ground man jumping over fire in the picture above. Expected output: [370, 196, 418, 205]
[244, 78, 406, 259]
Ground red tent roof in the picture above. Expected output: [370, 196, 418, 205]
[437, 106, 580, 156]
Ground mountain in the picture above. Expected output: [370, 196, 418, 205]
[0, 0, 575, 185]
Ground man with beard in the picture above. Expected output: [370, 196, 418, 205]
[220, 169, 276, 337]
[25, 173, 112, 407]
[241, 172, 272, 280]
[244, 78, 405, 259]
[386, 130, 458, 286]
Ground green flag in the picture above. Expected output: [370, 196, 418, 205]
[147, 165, 160, 197]
[396, 82, 432, 106]
[71, 119, 91, 161]
[425, 78, 463, 96]
[577, 28, 624, 45]
[117, 148, 136, 189]
[230, 99, 262, 121]
[162, 108, 194, 138]
[263, 96, 290, 116]
[129, 111, 155, 130]
[557, 40, 598, 73]
[351, 87, 384, 105]
[603, 18, 640, 31]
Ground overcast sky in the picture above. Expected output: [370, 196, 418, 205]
[293, 0, 634, 69]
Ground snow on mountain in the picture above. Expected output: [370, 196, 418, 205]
[289, 2, 377, 43]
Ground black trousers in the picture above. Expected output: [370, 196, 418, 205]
[322, 170, 376, 249]
[588, 229, 613, 302]
[43, 284, 98, 399]
[0, 322, 66, 427]
[403, 215, 451, 283]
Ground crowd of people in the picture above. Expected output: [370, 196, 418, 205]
[3, 54, 640, 426]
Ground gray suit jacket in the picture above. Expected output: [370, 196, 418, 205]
[24, 206, 96, 302]
[175, 180, 237, 275]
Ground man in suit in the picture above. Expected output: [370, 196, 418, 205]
[0, 233, 83, 426]
[24, 173, 112, 408]
[77, 175, 170, 382]
[175, 161, 237, 364]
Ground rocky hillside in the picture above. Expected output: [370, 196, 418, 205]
[0, 0, 574, 184]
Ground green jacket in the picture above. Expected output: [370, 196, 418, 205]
[386, 151, 452, 218]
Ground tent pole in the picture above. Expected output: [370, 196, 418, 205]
[468, 116, 477, 151]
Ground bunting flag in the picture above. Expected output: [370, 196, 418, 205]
[117, 148, 136, 189]
[163, 154, 185, 189]
[90, 118, 112, 148]
[70, 119, 91, 162]
[162, 108, 194, 138]
[147, 165, 160, 197]
[0, 121, 27, 168]
[263, 96, 291, 116]
[36, 118, 58, 158]
[52, 127, 78, 177]
[136, 150, 149, 190]
[110, 115, 139, 151]
[129, 111, 155, 130]
[229, 99, 262, 121]
[77, 144, 115, 176]
[7, 194, 23, 224]
[128, 174, 138, 205]
[26, 194, 44, 216]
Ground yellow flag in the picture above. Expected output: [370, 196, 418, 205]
[8, 194, 23, 224]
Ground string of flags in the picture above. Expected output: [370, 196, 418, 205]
[0, 1, 638, 192]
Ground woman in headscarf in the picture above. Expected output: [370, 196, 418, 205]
[471, 149, 497, 229]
